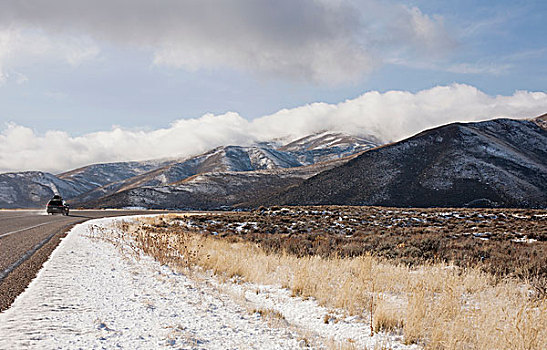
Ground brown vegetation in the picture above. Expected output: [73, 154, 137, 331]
[168, 206, 547, 280]
[104, 207, 547, 349]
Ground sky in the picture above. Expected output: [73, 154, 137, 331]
[0, 0, 546, 173]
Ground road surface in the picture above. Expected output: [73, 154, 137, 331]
[0, 209, 170, 311]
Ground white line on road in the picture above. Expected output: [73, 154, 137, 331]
[0, 214, 39, 220]
[0, 222, 57, 239]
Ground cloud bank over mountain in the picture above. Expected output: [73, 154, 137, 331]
[1, 84, 546, 174]
[0, 0, 451, 85]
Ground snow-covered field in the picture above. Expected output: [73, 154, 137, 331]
[0, 217, 419, 349]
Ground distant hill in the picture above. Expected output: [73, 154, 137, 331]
[81, 157, 356, 210]
[0, 171, 81, 208]
[278, 132, 379, 164]
[0, 132, 378, 208]
[68, 145, 302, 204]
[535, 113, 547, 130]
[5, 117, 545, 210]
[57, 159, 173, 194]
[259, 118, 547, 208]
[70, 133, 376, 206]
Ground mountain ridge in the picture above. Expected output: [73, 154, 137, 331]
[0, 132, 378, 208]
[81, 154, 360, 210]
[256, 118, 546, 208]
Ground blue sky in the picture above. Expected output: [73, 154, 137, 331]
[0, 0, 546, 172]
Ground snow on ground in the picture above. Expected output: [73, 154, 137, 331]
[0, 217, 419, 349]
[215, 282, 415, 349]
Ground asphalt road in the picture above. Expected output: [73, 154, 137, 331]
[0, 209, 170, 311]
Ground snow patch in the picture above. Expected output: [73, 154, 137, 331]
[0, 218, 300, 349]
[0, 216, 420, 349]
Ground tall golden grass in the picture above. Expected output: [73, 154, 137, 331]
[113, 215, 546, 350]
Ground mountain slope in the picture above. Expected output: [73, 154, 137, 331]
[261, 118, 547, 208]
[70, 133, 378, 205]
[278, 132, 380, 164]
[0, 172, 82, 208]
[69, 145, 303, 204]
[82, 156, 356, 210]
[57, 159, 173, 193]
[534, 113, 547, 130]
[0, 132, 379, 209]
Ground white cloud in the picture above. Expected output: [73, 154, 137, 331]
[0, 29, 16, 83]
[1, 84, 546, 174]
[0, 0, 451, 84]
[14, 72, 28, 85]
[0, 27, 100, 84]
[407, 7, 453, 53]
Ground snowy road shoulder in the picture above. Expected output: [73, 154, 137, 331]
[0, 216, 419, 349]
[0, 218, 300, 349]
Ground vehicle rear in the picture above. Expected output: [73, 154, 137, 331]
[46, 199, 69, 215]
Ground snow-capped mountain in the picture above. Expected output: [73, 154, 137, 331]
[57, 159, 174, 193]
[81, 156, 356, 210]
[69, 145, 302, 204]
[0, 132, 379, 208]
[262, 118, 547, 208]
[535, 113, 547, 130]
[4, 117, 546, 210]
[279, 132, 380, 164]
[69, 134, 378, 205]
[0, 171, 83, 208]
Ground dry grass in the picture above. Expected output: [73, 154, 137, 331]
[170, 206, 547, 280]
[327, 338, 394, 350]
[327, 338, 359, 350]
[113, 214, 546, 350]
[373, 295, 403, 333]
[251, 308, 288, 328]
